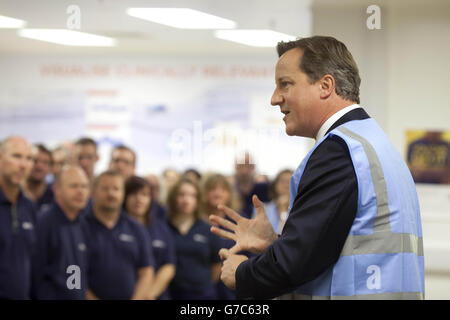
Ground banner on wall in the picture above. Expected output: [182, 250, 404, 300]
[0, 56, 310, 177]
[406, 130, 450, 184]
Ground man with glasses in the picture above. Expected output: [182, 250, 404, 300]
[108, 145, 136, 180]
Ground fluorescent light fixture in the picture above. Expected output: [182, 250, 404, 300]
[127, 8, 236, 29]
[18, 29, 116, 46]
[0, 15, 27, 28]
[215, 29, 296, 47]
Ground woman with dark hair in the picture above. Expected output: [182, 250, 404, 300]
[166, 178, 222, 300]
[124, 176, 176, 300]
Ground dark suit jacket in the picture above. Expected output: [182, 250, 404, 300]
[235, 108, 370, 299]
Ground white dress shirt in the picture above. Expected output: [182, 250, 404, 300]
[315, 104, 361, 143]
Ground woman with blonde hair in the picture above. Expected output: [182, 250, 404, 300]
[200, 173, 245, 299]
[200, 173, 241, 220]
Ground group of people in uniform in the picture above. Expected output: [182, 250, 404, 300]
[0, 135, 289, 300]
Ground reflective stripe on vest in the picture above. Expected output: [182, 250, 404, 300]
[337, 127, 423, 257]
[291, 292, 424, 300]
[338, 127, 391, 233]
[288, 118, 424, 300]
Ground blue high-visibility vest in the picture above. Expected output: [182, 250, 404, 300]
[288, 118, 425, 299]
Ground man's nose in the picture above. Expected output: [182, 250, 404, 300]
[20, 158, 30, 170]
[271, 90, 283, 106]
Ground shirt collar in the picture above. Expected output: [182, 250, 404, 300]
[0, 185, 24, 205]
[90, 207, 125, 230]
[53, 202, 81, 223]
[0, 186, 9, 204]
[315, 104, 360, 143]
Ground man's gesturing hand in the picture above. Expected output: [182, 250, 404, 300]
[209, 195, 278, 254]
[218, 248, 248, 290]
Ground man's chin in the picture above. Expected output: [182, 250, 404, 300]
[99, 205, 121, 213]
[10, 177, 25, 187]
[285, 127, 295, 136]
[71, 202, 87, 211]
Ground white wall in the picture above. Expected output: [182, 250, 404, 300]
[311, 2, 389, 130]
[416, 184, 450, 299]
[386, 3, 450, 157]
[386, 3, 450, 299]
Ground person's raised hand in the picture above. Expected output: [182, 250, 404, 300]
[210, 195, 278, 254]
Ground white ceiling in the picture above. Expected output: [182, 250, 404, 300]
[0, 0, 312, 56]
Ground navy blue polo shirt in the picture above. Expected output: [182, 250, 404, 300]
[147, 215, 176, 300]
[35, 184, 54, 215]
[168, 219, 222, 300]
[85, 209, 154, 300]
[150, 201, 167, 221]
[0, 186, 37, 299]
[32, 203, 88, 300]
[238, 182, 270, 218]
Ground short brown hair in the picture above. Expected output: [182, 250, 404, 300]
[112, 145, 136, 166]
[93, 170, 123, 190]
[75, 137, 97, 149]
[277, 36, 361, 104]
[35, 143, 53, 164]
[123, 175, 152, 212]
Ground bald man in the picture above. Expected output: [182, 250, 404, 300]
[33, 165, 90, 299]
[0, 136, 36, 299]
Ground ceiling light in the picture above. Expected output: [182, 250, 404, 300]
[214, 29, 296, 47]
[18, 29, 116, 46]
[127, 8, 236, 29]
[0, 15, 27, 28]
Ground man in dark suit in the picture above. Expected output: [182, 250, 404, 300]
[210, 36, 424, 299]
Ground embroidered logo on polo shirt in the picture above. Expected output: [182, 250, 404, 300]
[119, 233, 135, 242]
[193, 233, 207, 243]
[40, 204, 51, 213]
[78, 243, 86, 252]
[152, 239, 166, 248]
[22, 222, 34, 230]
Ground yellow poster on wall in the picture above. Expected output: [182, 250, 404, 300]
[406, 130, 450, 184]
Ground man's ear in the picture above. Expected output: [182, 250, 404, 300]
[319, 74, 335, 99]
